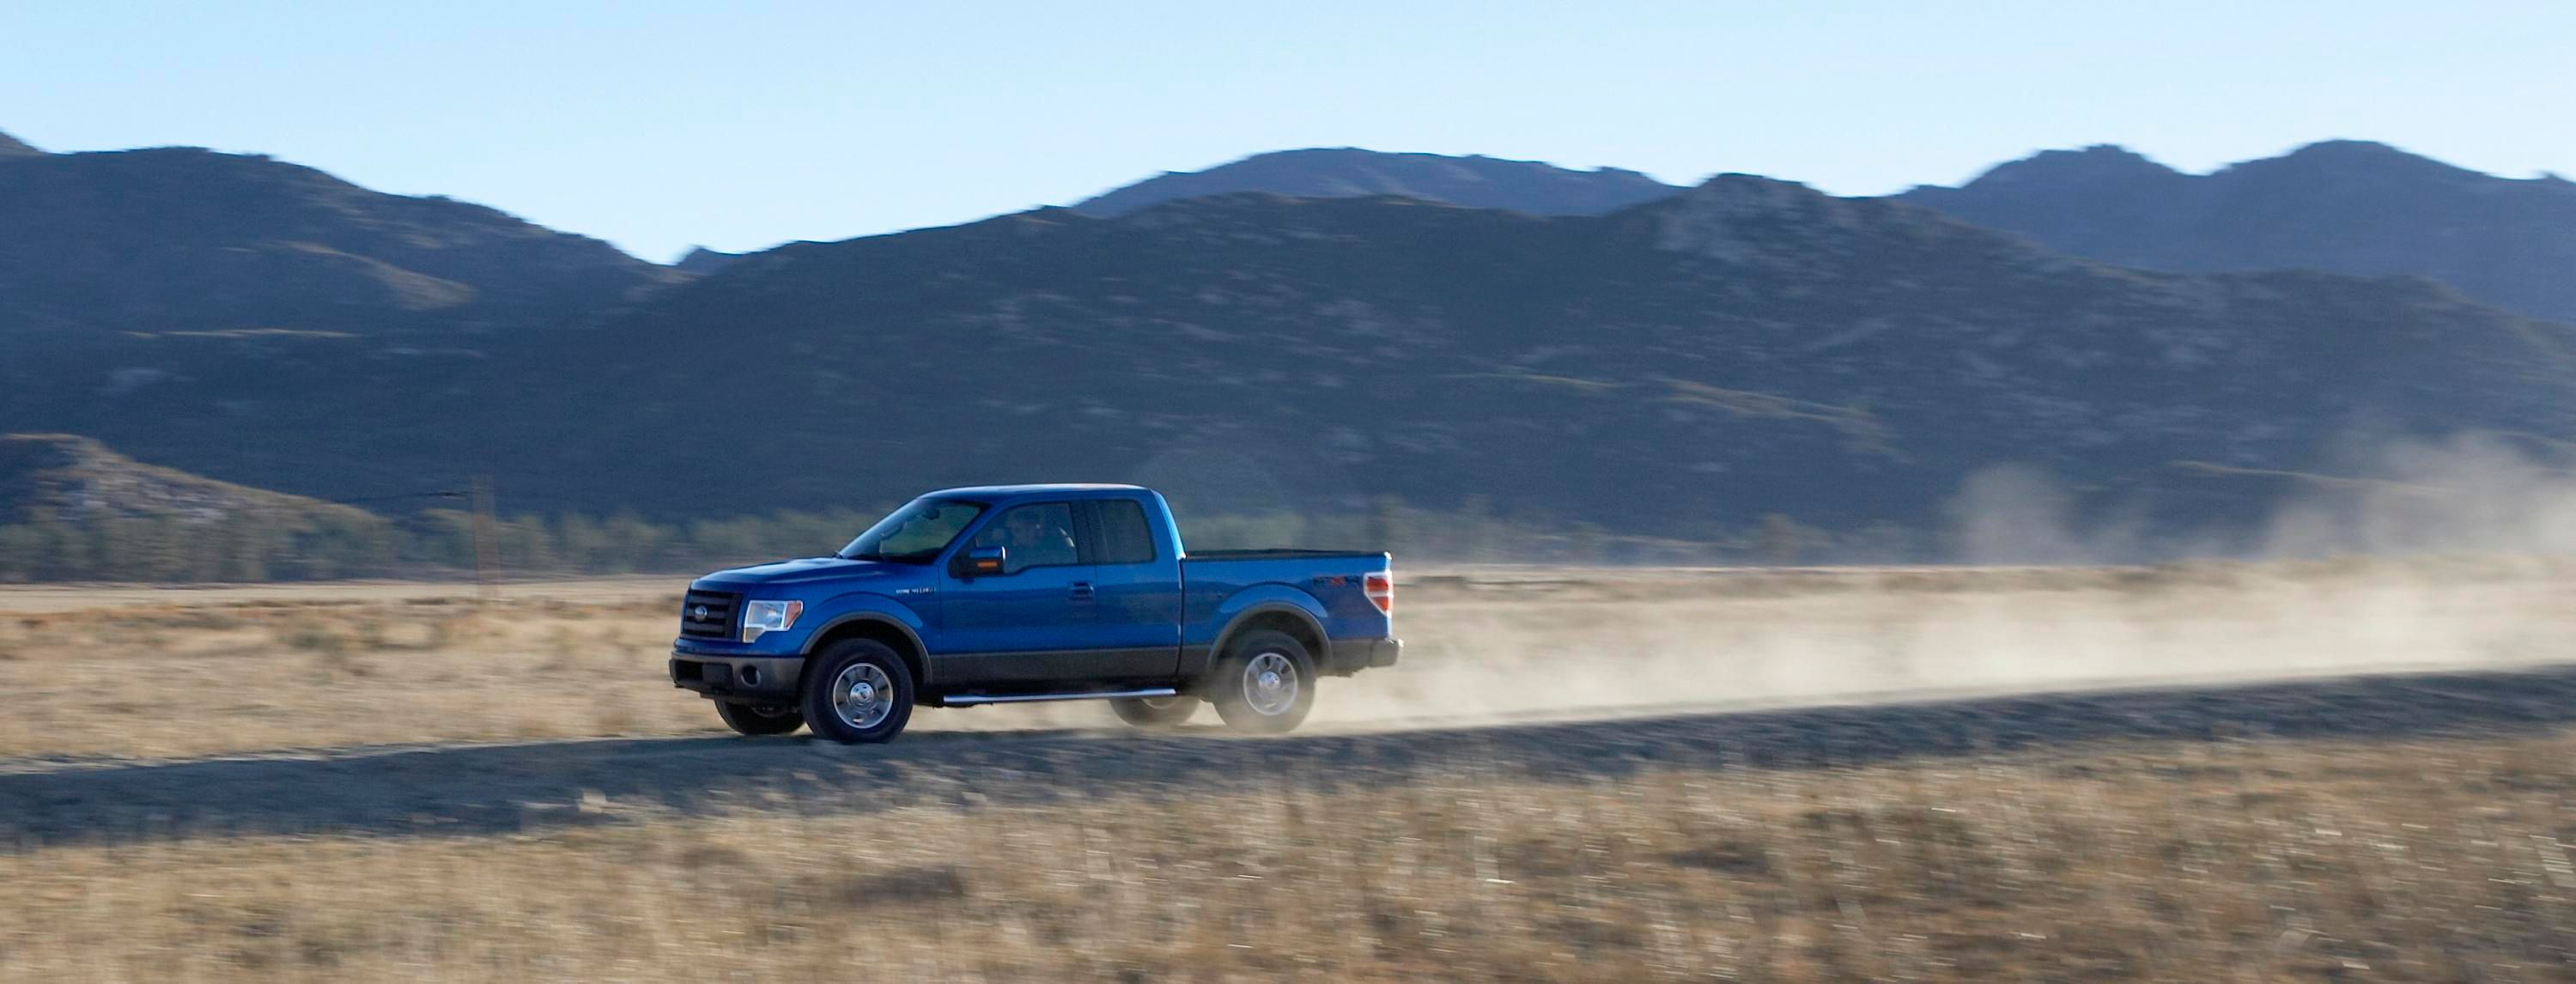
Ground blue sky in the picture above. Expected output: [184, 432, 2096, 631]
[6, 1, 2569, 262]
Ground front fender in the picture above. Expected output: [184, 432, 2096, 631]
[798, 592, 929, 660]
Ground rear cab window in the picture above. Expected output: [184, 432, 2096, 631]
[1087, 499, 1159, 565]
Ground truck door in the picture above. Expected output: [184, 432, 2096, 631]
[1073, 497, 1183, 677]
[936, 501, 1096, 683]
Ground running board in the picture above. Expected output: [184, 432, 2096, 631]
[943, 687, 1177, 707]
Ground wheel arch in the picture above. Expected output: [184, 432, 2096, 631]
[1211, 602, 1328, 671]
[802, 612, 931, 688]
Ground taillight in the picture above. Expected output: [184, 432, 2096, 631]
[1364, 570, 1393, 615]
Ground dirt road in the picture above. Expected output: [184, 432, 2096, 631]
[8, 661, 2573, 846]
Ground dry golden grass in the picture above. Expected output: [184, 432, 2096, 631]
[0, 597, 701, 758]
[7, 562, 2576, 980]
[6, 729, 2576, 981]
[5, 557, 2573, 760]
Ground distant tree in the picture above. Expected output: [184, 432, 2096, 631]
[1565, 521, 1607, 564]
[556, 513, 607, 571]
[599, 512, 671, 574]
[1753, 513, 1832, 565]
[1457, 495, 1501, 562]
[1364, 496, 1407, 555]
[0, 525, 41, 581]
[38, 516, 92, 580]
[413, 509, 482, 570]
[498, 514, 556, 571]
[1833, 520, 1920, 564]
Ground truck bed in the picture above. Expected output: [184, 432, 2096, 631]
[1183, 549, 1384, 560]
[1178, 550, 1394, 676]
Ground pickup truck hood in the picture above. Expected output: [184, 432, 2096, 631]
[694, 556, 909, 588]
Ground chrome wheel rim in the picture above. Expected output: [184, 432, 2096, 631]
[1241, 652, 1298, 716]
[831, 663, 895, 730]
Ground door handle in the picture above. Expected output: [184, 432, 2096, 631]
[1069, 581, 1096, 599]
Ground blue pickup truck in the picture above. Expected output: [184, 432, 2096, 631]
[670, 484, 1400, 743]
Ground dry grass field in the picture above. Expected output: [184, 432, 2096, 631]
[5, 558, 2569, 761]
[5, 560, 2576, 980]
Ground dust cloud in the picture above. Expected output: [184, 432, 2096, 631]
[939, 556, 2576, 737]
[1306, 432, 2576, 730]
[1306, 559, 2573, 730]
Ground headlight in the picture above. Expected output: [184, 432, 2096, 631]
[740, 599, 804, 643]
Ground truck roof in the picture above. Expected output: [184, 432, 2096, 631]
[922, 483, 1151, 501]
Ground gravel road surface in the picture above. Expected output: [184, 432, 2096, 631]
[8, 662, 2573, 847]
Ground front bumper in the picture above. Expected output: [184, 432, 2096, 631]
[671, 652, 805, 702]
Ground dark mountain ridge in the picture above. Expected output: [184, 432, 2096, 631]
[1899, 140, 2576, 322]
[287, 176, 2569, 544]
[8, 138, 2576, 556]
[672, 246, 741, 274]
[1078, 142, 2576, 326]
[1074, 148, 1681, 218]
[0, 145, 683, 337]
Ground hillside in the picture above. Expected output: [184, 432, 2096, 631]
[0, 434, 367, 525]
[9, 173, 2573, 553]
[672, 246, 741, 275]
[0, 145, 684, 337]
[1898, 141, 2576, 322]
[0, 129, 40, 159]
[543, 180, 2575, 544]
[1073, 148, 1680, 217]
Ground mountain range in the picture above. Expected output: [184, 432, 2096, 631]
[3, 128, 2573, 555]
[0, 136, 681, 338]
[1077, 143, 2576, 325]
[1072, 148, 1679, 218]
[1897, 141, 2576, 324]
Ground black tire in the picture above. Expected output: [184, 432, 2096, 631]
[715, 701, 805, 736]
[1208, 629, 1317, 735]
[1109, 695, 1200, 728]
[799, 639, 916, 744]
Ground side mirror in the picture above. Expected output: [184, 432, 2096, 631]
[953, 545, 1007, 578]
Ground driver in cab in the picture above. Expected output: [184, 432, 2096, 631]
[975, 507, 1077, 569]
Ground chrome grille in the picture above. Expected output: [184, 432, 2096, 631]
[679, 589, 739, 639]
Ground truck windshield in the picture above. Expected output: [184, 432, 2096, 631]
[837, 499, 986, 564]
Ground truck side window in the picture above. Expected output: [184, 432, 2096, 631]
[969, 502, 1079, 574]
[1094, 500, 1158, 564]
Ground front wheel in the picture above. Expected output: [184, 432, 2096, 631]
[1110, 694, 1200, 728]
[799, 640, 916, 744]
[715, 702, 805, 736]
[1209, 630, 1317, 735]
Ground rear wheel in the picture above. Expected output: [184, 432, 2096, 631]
[1109, 694, 1200, 728]
[1209, 629, 1316, 735]
[714, 701, 805, 736]
[799, 639, 916, 744]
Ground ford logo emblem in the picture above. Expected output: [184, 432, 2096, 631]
[692, 604, 709, 620]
